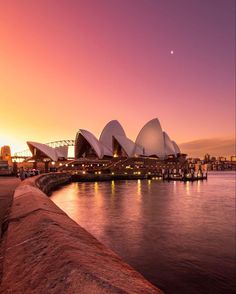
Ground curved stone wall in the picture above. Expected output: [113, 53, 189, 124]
[0, 173, 163, 294]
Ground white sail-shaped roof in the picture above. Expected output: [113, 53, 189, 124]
[133, 143, 145, 156]
[163, 132, 176, 156]
[55, 146, 68, 159]
[134, 118, 165, 158]
[99, 120, 126, 153]
[172, 141, 181, 154]
[113, 135, 136, 157]
[100, 142, 113, 157]
[27, 141, 58, 161]
[75, 129, 103, 159]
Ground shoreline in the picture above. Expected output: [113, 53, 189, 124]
[0, 173, 164, 294]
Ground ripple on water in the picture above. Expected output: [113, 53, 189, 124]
[51, 172, 236, 294]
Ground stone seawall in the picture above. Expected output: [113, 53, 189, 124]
[35, 172, 71, 194]
[0, 173, 163, 294]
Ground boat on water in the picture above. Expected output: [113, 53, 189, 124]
[163, 172, 207, 182]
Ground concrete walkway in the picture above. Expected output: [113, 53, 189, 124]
[0, 177, 20, 281]
[0, 177, 20, 237]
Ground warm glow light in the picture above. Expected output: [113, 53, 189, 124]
[185, 181, 190, 196]
[111, 180, 115, 195]
[137, 179, 141, 196]
[0, 1, 234, 158]
[94, 182, 98, 193]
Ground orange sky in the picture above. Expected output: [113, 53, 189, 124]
[0, 1, 235, 154]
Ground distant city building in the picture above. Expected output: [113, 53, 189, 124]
[218, 156, 227, 162]
[0, 145, 12, 163]
[191, 154, 236, 171]
[231, 156, 236, 162]
[0, 145, 12, 174]
[204, 153, 211, 163]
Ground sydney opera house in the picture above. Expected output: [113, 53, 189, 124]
[26, 118, 181, 162]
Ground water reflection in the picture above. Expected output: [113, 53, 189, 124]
[94, 181, 98, 193]
[173, 180, 177, 193]
[51, 172, 236, 294]
[111, 180, 115, 196]
[185, 180, 191, 196]
[137, 179, 141, 197]
[197, 180, 201, 193]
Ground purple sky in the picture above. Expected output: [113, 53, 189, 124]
[0, 0, 235, 154]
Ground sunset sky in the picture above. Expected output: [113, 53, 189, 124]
[0, 0, 235, 156]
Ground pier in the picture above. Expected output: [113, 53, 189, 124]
[58, 157, 208, 183]
[70, 171, 207, 182]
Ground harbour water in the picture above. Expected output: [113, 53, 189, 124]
[51, 172, 236, 294]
